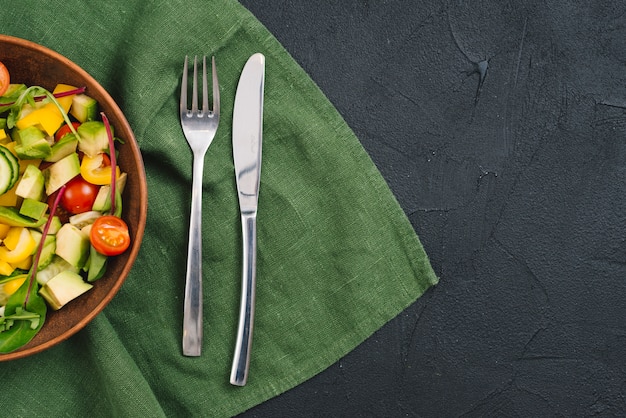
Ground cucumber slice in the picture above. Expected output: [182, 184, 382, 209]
[0, 153, 12, 195]
[0, 146, 18, 195]
[0, 146, 19, 185]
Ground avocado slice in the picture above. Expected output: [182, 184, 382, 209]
[13, 126, 52, 159]
[28, 231, 56, 270]
[70, 94, 98, 123]
[19, 198, 48, 220]
[40, 270, 92, 310]
[15, 164, 45, 200]
[45, 133, 78, 163]
[55, 223, 89, 268]
[77, 121, 110, 157]
[43, 152, 80, 195]
[35, 255, 78, 286]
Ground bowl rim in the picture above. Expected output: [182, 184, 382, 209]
[0, 35, 148, 361]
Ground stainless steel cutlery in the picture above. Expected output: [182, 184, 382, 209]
[179, 53, 265, 385]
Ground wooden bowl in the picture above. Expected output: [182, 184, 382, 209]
[0, 35, 147, 360]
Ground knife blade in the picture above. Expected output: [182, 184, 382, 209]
[230, 52, 265, 386]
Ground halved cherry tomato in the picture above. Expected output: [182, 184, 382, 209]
[60, 175, 99, 214]
[0, 62, 10, 97]
[55, 121, 81, 142]
[90, 215, 130, 256]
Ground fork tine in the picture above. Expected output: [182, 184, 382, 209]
[201, 56, 209, 114]
[180, 56, 188, 113]
[211, 56, 220, 116]
[191, 56, 199, 112]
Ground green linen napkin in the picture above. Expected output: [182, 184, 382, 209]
[0, 0, 438, 416]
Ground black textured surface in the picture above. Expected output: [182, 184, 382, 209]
[238, 1, 626, 416]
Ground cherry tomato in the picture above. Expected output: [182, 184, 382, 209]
[0, 62, 10, 97]
[54, 122, 81, 142]
[90, 215, 130, 256]
[60, 175, 99, 214]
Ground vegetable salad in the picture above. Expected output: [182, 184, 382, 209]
[0, 61, 131, 353]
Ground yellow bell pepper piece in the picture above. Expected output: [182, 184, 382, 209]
[15, 84, 78, 137]
[0, 227, 36, 264]
[3, 226, 23, 250]
[0, 224, 10, 240]
[80, 153, 121, 185]
[11, 255, 32, 270]
[0, 259, 14, 276]
[0, 274, 27, 305]
[0, 129, 7, 143]
[53, 84, 78, 113]
[16, 102, 64, 137]
[0, 183, 19, 207]
[2, 275, 27, 296]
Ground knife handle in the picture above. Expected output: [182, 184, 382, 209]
[182, 156, 204, 356]
[230, 212, 257, 386]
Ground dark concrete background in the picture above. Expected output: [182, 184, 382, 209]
[237, 1, 626, 416]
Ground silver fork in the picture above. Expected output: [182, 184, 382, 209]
[180, 55, 220, 356]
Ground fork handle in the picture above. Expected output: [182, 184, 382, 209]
[230, 212, 257, 386]
[182, 156, 205, 356]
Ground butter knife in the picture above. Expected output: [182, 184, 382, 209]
[230, 53, 265, 386]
